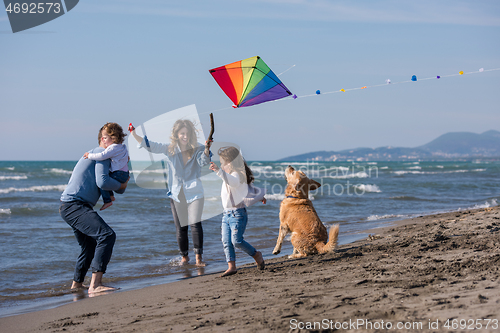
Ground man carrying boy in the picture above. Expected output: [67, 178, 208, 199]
[60, 130, 129, 294]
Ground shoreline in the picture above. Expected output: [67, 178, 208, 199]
[2, 206, 499, 332]
[0, 206, 442, 319]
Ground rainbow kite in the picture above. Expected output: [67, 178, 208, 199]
[209, 56, 292, 108]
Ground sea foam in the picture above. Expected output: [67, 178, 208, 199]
[0, 175, 28, 181]
[0, 185, 67, 194]
[465, 199, 498, 210]
[45, 168, 72, 175]
[367, 214, 405, 221]
[391, 169, 481, 176]
[354, 184, 381, 193]
[278, 162, 320, 166]
[264, 193, 315, 201]
[325, 171, 369, 179]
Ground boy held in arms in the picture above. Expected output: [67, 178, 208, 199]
[84, 122, 130, 210]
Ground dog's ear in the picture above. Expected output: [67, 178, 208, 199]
[309, 179, 321, 190]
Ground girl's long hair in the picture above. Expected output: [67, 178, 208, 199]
[168, 119, 198, 158]
[218, 146, 254, 185]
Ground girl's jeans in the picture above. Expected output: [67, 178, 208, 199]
[221, 208, 256, 262]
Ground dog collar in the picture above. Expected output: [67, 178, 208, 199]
[286, 195, 300, 199]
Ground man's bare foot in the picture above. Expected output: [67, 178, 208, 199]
[111, 196, 115, 202]
[88, 285, 118, 294]
[181, 255, 189, 265]
[100, 202, 113, 211]
[195, 254, 206, 267]
[71, 286, 88, 292]
[220, 268, 237, 277]
[70, 281, 86, 290]
[71, 281, 83, 289]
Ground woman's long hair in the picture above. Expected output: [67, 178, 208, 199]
[218, 146, 254, 185]
[168, 119, 198, 158]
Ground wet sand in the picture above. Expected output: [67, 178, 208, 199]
[2, 207, 499, 332]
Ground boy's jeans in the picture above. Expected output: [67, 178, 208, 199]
[101, 170, 129, 203]
[221, 208, 256, 262]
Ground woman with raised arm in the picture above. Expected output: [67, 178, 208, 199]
[130, 120, 212, 266]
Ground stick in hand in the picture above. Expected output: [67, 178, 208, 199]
[207, 113, 215, 143]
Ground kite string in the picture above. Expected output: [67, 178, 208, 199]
[292, 67, 500, 99]
[202, 67, 500, 111]
[140, 67, 500, 141]
[277, 64, 296, 77]
[198, 106, 233, 117]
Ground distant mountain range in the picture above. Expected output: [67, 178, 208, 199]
[279, 130, 500, 161]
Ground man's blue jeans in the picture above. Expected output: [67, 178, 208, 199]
[221, 208, 256, 262]
[59, 201, 116, 283]
[101, 170, 129, 203]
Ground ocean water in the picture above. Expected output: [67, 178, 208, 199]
[1, 159, 499, 317]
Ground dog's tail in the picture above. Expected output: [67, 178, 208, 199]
[317, 224, 339, 254]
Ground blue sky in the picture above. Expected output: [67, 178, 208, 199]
[1, 1, 499, 161]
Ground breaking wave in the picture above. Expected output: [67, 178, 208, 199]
[264, 193, 315, 201]
[0, 185, 67, 194]
[367, 214, 405, 221]
[0, 175, 28, 181]
[354, 184, 381, 193]
[44, 168, 72, 175]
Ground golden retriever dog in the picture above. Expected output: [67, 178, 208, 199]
[273, 166, 339, 258]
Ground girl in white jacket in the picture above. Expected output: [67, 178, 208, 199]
[209, 146, 265, 277]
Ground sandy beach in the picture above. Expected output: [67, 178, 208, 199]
[2, 206, 499, 332]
